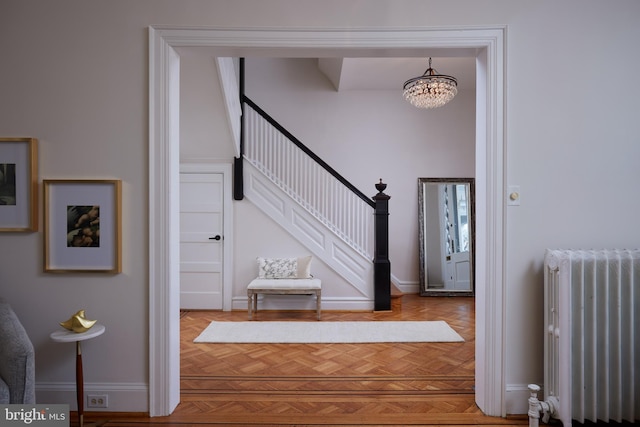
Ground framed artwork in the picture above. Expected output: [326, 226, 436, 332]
[0, 138, 38, 231]
[44, 179, 122, 273]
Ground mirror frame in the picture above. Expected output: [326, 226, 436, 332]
[418, 177, 475, 296]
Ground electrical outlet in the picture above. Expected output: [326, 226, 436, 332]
[87, 394, 108, 408]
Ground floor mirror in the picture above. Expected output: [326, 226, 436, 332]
[418, 178, 475, 296]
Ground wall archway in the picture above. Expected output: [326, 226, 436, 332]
[149, 25, 506, 417]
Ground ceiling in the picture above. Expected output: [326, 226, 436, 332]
[318, 57, 476, 92]
[176, 45, 477, 93]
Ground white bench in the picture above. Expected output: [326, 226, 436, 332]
[247, 278, 322, 320]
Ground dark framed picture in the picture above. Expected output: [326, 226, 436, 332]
[44, 179, 122, 273]
[0, 138, 38, 231]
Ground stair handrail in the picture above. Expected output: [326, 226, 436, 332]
[243, 96, 374, 208]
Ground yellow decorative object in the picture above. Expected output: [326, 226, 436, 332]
[60, 310, 97, 333]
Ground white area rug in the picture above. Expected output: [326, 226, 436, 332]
[194, 320, 464, 344]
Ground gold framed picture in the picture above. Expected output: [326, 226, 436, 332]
[0, 137, 38, 231]
[44, 179, 122, 273]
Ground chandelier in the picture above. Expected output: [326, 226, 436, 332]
[402, 58, 458, 109]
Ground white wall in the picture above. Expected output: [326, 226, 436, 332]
[1, 0, 639, 415]
[180, 51, 236, 162]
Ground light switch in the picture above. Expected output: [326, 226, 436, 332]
[507, 185, 521, 206]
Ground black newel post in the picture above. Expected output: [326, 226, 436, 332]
[233, 156, 244, 200]
[373, 179, 391, 311]
[234, 58, 245, 201]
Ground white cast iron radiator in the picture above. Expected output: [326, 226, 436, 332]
[529, 249, 640, 427]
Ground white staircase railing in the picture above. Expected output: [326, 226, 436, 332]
[243, 100, 374, 260]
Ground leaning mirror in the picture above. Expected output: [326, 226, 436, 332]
[418, 178, 475, 296]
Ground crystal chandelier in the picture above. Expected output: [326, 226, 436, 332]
[402, 58, 458, 109]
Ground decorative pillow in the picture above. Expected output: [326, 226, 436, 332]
[296, 255, 312, 278]
[257, 256, 312, 279]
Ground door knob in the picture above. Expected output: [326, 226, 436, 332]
[209, 235, 222, 241]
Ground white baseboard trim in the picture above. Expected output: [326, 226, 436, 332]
[36, 382, 148, 412]
[506, 383, 541, 415]
[391, 275, 419, 294]
[232, 296, 374, 312]
[396, 283, 419, 294]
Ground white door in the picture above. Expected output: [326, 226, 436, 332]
[445, 252, 471, 290]
[180, 172, 224, 309]
[440, 184, 471, 291]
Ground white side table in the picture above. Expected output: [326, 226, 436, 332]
[51, 324, 105, 427]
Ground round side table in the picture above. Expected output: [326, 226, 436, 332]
[51, 324, 105, 427]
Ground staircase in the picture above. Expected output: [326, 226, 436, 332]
[241, 97, 390, 309]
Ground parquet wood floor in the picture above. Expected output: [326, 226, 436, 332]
[93, 294, 528, 426]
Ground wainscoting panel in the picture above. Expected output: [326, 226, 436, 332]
[244, 161, 374, 305]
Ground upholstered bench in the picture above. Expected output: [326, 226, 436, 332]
[247, 256, 321, 320]
[247, 277, 322, 320]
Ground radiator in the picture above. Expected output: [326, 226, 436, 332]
[539, 249, 640, 426]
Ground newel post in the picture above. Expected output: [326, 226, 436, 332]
[373, 179, 391, 311]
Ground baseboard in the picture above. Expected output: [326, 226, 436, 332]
[36, 382, 148, 412]
[506, 383, 542, 415]
[232, 296, 374, 312]
[390, 276, 419, 295]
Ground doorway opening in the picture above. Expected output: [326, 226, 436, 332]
[149, 26, 506, 417]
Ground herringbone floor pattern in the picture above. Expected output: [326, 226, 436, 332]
[95, 295, 528, 426]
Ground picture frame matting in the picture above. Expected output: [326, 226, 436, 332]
[44, 179, 122, 273]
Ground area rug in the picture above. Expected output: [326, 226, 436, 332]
[194, 320, 464, 344]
